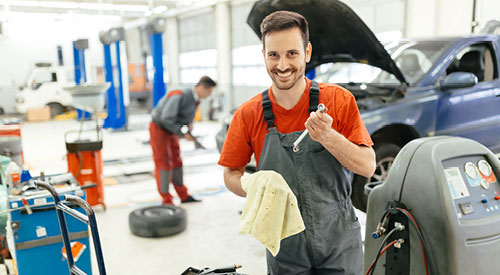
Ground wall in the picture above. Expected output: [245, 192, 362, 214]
[0, 12, 119, 87]
[406, 0, 500, 38]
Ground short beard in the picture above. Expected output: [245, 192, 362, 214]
[270, 67, 304, 90]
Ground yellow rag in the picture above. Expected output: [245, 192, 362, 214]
[239, 170, 305, 256]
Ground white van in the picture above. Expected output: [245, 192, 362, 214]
[15, 64, 74, 116]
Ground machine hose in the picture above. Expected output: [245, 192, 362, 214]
[395, 207, 432, 275]
[368, 207, 433, 275]
[366, 227, 400, 275]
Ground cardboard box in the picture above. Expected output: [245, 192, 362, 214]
[26, 106, 51, 122]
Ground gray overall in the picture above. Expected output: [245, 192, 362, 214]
[257, 82, 363, 275]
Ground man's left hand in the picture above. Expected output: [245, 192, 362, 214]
[305, 110, 334, 145]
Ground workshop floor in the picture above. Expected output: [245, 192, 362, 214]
[17, 112, 366, 275]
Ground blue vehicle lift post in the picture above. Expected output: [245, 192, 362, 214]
[114, 39, 127, 129]
[101, 28, 128, 130]
[100, 31, 117, 129]
[146, 16, 168, 107]
[73, 39, 92, 120]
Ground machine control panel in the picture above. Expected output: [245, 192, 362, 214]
[442, 155, 499, 221]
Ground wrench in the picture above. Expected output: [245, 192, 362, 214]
[293, 103, 328, 152]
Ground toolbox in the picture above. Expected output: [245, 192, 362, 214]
[6, 178, 92, 274]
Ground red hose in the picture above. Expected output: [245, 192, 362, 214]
[366, 240, 398, 275]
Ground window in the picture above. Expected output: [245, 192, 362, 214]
[445, 42, 498, 83]
[314, 41, 450, 85]
[230, 3, 269, 86]
[178, 12, 217, 84]
[179, 50, 217, 84]
[31, 71, 57, 90]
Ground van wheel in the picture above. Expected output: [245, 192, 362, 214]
[47, 103, 64, 117]
[351, 142, 401, 212]
[0, 107, 4, 115]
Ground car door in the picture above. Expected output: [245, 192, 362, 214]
[435, 40, 500, 153]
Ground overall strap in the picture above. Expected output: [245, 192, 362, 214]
[308, 81, 320, 113]
[261, 89, 275, 128]
[261, 81, 321, 129]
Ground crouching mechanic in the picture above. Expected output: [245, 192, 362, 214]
[218, 11, 376, 274]
[150, 76, 216, 205]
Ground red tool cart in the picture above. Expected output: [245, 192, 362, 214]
[0, 123, 24, 166]
[66, 129, 106, 209]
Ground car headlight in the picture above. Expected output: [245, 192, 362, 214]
[16, 96, 25, 104]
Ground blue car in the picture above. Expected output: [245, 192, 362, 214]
[217, 0, 500, 211]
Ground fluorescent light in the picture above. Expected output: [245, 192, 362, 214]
[79, 3, 115, 11]
[115, 5, 149, 12]
[40, 1, 78, 9]
[5, 1, 40, 7]
[78, 3, 148, 12]
[94, 15, 121, 22]
[152, 5, 168, 14]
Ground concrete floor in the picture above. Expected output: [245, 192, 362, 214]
[14, 112, 366, 274]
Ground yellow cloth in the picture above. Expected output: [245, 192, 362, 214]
[239, 170, 305, 256]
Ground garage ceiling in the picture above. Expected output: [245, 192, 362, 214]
[2, 0, 199, 19]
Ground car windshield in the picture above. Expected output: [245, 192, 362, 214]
[314, 41, 451, 85]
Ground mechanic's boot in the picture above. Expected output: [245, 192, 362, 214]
[182, 195, 202, 203]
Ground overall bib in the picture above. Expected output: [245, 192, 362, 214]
[258, 82, 363, 275]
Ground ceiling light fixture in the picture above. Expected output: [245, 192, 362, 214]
[39, 1, 79, 9]
[4, 1, 40, 7]
[79, 3, 115, 11]
[115, 4, 149, 12]
[152, 5, 168, 14]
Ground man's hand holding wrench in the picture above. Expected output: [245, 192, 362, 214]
[293, 103, 330, 152]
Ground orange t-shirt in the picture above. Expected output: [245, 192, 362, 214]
[218, 78, 373, 169]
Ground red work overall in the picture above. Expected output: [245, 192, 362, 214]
[149, 122, 189, 204]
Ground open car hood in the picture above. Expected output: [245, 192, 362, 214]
[247, 0, 408, 85]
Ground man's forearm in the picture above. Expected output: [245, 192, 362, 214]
[223, 167, 247, 197]
[161, 121, 182, 136]
[321, 129, 376, 178]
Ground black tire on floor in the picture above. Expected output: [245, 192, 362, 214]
[351, 142, 401, 212]
[129, 205, 187, 238]
[47, 102, 64, 117]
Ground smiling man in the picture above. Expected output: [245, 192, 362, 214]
[218, 11, 376, 274]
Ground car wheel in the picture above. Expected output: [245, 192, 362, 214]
[0, 107, 4, 115]
[351, 142, 401, 212]
[47, 103, 64, 117]
[129, 205, 187, 238]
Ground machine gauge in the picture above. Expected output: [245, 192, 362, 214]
[464, 162, 479, 179]
[478, 160, 492, 177]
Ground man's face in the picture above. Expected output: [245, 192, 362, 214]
[197, 85, 215, 99]
[263, 27, 311, 90]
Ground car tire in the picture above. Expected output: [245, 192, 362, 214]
[351, 142, 401, 212]
[47, 103, 64, 117]
[129, 205, 187, 238]
[0, 107, 4, 115]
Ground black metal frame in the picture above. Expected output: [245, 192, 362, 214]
[34, 180, 106, 275]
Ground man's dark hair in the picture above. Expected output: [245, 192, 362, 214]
[260, 10, 309, 50]
[196, 76, 217, 87]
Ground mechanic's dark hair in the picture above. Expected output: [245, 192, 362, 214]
[260, 10, 309, 50]
[196, 76, 217, 87]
